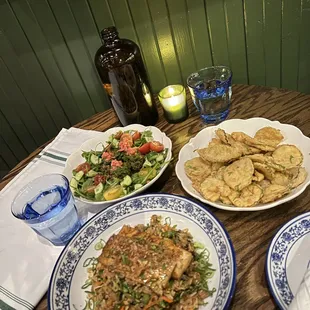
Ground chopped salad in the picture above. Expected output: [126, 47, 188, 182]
[70, 130, 169, 201]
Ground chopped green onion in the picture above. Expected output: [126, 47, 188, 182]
[142, 293, 150, 304]
[165, 217, 171, 225]
[121, 254, 130, 265]
[81, 279, 92, 289]
[94, 239, 105, 251]
[194, 242, 205, 249]
[83, 257, 95, 267]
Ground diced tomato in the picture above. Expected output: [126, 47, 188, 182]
[120, 133, 133, 144]
[139, 142, 151, 154]
[75, 162, 91, 173]
[86, 185, 97, 193]
[149, 141, 164, 152]
[119, 133, 133, 151]
[126, 147, 138, 155]
[94, 175, 106, 185]
[102, 151, 113, 161]
[132, 131, 141, 141]
[111, 159, 123, 170]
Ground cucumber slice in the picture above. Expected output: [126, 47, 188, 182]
[70, 178, 78, 188]
[122, 175, 132, 186]
[134, 184, 143, 190]
[112, 138, 119, 148]
[156, 154, 164, 162]
[86, 170, 98, 177]
[75, 171, 84, 181]
[94, 183, 104, 195]
[95, 193, 103, 201]
[143, 158, 152, 167]
[91, 154, 102, 165]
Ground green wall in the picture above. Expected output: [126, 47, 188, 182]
[0, 0, 309, 176]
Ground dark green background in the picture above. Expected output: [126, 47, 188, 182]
[0, 0, 309, 177]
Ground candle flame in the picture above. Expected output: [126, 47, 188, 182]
[168, 86, 174, 96]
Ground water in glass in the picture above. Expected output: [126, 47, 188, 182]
[187, 66, 232, 123]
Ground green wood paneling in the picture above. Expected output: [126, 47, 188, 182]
[27, 0, 96, 119]
[88, 0, 114, 30]
[0, 135, 18, 169]
[186, 0, 213, 70]
[0, 155, 9, 179]
[0, 2, 59, 139]
[282, 0, 302, 90]
[0, 79, 37, 153]
[298, 0, 310, 94]
[166, 0, 196, 81]
[0, 110, 28, 162]
[47, 0, 108, 113]
[68, 0, 103, 60]
[264, 0, 281, 88]
[0, 0, 310, 173]
[128, 0, 167, 91]
[108, 0, 138, 44]
[9, 0, 82, 125]
[148, 0, 182, 85]
[0, 56, 46, 146]
[205, 0, 230, 66]
[1, 1, 70, 134]
[224, 0, 248, 84]
[243, 0, 266, 86]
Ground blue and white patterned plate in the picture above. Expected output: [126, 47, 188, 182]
[266, 212, 310, 309]
[48, 193, 236, 310]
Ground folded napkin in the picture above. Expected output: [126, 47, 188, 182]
[0, 127, 102, 310]
[289, 264, 310, 310]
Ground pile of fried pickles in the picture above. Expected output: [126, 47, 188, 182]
[185, 127, 307, 207]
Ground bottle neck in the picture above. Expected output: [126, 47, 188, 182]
[101, 27, 119, 45]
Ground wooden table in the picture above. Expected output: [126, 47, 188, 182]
[1, 84, 310, 309]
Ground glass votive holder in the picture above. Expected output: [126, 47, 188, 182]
[158, 84, 188, 123]
[11, 174, 81, 246]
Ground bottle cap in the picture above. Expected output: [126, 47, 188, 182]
[101, 26, 119, 41]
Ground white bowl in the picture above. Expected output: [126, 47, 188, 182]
[175, 118, 310, 211]
[63, 124, 172, 211]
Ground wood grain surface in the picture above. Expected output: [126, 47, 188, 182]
[1, 84, 310, 309]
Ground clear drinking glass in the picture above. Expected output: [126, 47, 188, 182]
[11, 174, 81, 246]
[187, 66, 232, 123]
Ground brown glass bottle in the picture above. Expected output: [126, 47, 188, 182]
[95, 27, 158, 126]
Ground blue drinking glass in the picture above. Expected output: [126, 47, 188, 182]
[187, 66, 232, 123]
[11, 174, 81, 246]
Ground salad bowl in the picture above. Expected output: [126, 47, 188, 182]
[63, 124, 172, 211]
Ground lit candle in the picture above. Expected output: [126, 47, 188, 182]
[158, 85, 188, 123]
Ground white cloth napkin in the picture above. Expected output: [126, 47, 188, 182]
[289, 265, 310, 310]
[0, 127, 102, 310]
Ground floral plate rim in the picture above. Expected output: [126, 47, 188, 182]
[48, 193, 237, 310]
[266, 212, 310, 309]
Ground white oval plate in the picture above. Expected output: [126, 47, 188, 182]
[63, 124, 172, 209]
[175, 118, 310, 211]
[266, 212, 310, 309]
[48, 193, 236, 310]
